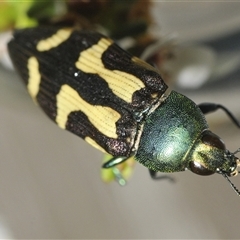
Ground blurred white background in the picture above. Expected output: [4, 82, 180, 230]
[1, 2, 240, 239]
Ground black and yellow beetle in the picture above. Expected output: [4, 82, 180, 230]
[8, 26, 240, 194]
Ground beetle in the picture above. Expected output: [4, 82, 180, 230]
[7, 26, 240, 194]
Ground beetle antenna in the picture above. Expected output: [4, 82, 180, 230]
[233, 148, 240, 155]
[222, 173, 240, 196]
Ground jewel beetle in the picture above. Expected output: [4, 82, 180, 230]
[8, 26, 240, 194]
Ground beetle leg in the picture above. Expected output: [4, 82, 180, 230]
[198, 103, 240, 128]
[149, 169, 175, 182]
[111, 167, 127, 186]
[102, 156, 128, 168]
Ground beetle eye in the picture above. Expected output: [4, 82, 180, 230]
[189, 161, 215, 175]
[202, 130, 225, 150]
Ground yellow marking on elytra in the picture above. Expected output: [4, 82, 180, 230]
[27, 56, 41, 100]
[75, 38, 145, 103]
[37, 28, 73, 51]
[85, 136, 107, 153]
[132, 56, 159, 73]
[56, 84, 120, 138]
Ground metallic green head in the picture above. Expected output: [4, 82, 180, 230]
[189, 130, 239, 177]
